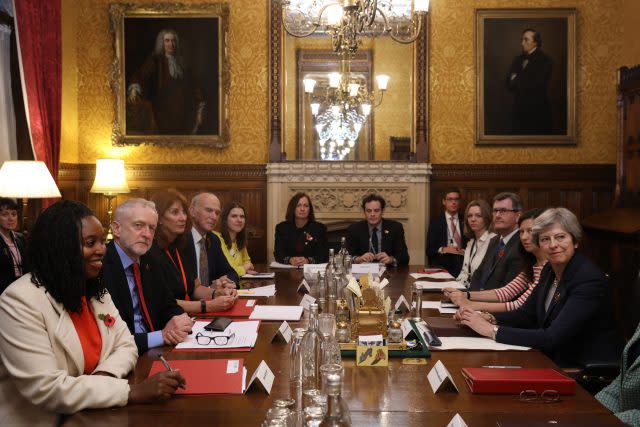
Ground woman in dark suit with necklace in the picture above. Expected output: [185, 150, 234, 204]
[274, 192, 328, 266]
[0, 198, 27, 295]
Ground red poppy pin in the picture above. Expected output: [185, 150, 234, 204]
[98, 313, 116, 327]
[497, 249, 505, 258]
[305, 232, 314, 242]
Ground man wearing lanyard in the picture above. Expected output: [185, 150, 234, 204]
[426, 189, 468, 276]
[101, 198, 192, 354]
[346, 194, 409, 266]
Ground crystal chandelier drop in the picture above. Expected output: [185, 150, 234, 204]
[303, 52, 387, 160]
[281, 0, 429, 54]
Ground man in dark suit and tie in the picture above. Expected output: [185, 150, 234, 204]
[101, 198, 192, 354]
[184, 192, 238, 288]
[507, 28, 553, 134]
[346, 194, 409, 266]
[469, 192, 523, 291]
[426, 189, 468, 276]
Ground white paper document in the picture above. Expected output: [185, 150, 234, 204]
[415, 280, 466, 291]
[432, 337, 531, 351]
[249, 305, 304, 321]
[303, 263, 328, 277]
[350, 263, 386, 276]
[241, 272, 275, 279]
[411, 271, 455, 280]
[175, 320, 259, 349]
[269, 261, 300, 269]
[237, 284, 276, 297]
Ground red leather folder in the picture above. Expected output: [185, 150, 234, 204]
[196, 299, 256, 318]
[148, 359, 245, 394]
[461, 368, 576, 394]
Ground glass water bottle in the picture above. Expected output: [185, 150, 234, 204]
[301, 304, 323, 392]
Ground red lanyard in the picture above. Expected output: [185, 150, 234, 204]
[165, 248, 190, 301]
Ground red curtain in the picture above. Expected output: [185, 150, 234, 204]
[14, 0, 61, 204]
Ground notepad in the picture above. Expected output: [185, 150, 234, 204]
[411, 271, 455, 280]
[241, 272, 275, 279]
[198, 299, 256, 318]
[148, 359, 247, 394]
[249, 305, 304, 321]
[175, 320, 259, 350]
[415, 281, 466, 291]
[237, 284, 276, 297]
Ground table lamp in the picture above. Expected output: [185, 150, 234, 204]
[90, 159, 130, 241]
[0, 160, 62, 233]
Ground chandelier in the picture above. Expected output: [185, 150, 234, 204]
[303, 52, 387, 160]
[281, 0, 429, 54]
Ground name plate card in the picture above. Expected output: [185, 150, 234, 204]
[246, 360, 275, 394]
[394, 295, 411, 313]
[297, 279, 311, 293]
[271, 321, 293, 343]
[401, 319, 415, 339]
[427, 360, 459, 394]
[299, 294, 317, 310]
[447, 414, 468, 427]
[379, 278, 390, 289]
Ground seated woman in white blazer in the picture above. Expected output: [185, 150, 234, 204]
[0, 200, 185, 426]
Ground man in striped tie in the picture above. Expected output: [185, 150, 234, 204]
[102, 198, 192, 354]
[426, 188, 468, 276]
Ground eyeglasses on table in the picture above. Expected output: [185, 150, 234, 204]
[195, 331, 236, 346]
[519, 389, 560, 403]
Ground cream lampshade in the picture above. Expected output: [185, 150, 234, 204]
[90, 159, 130, 241]
[0, 160, 62, 232]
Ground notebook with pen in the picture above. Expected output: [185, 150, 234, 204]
[148, 359, 246, 394]
[461, 367, 576, 394]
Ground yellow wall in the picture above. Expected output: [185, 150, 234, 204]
[61, 0, 267, 164]
[429, 0, 624, 164]
[61, 1, 638, 166]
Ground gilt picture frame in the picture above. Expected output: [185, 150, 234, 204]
[476, 9, 576, 145]
[109, 3, 230, 147]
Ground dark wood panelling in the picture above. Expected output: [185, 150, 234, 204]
[430, 164, 615, 221]
[58, 163, 268, 263]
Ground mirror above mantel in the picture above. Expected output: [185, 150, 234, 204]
[268, 0, 429, 162]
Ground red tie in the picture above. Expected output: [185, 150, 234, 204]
[132, 262, 154, 331]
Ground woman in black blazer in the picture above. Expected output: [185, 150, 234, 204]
[274, 192, 328, 266]
[458, 207, 622, 368]
[0, 198, 27, 294]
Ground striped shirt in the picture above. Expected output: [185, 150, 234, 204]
[494, 264, 546, 311]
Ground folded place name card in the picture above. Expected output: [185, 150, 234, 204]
[427, 360, 459, 394]
[394, 295, 411, 313]
[271, 321, 293, 343]
[447, 414, 468, 427]
[297, 279, 311, 293]
[246, 360, 275, 394]
[300, 294, 317, 310]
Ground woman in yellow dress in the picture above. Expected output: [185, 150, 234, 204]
[217, 202, 257, 277]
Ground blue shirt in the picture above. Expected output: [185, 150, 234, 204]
[114, 242, 164, 349]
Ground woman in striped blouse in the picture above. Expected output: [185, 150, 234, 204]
[445, 208, 547, 313]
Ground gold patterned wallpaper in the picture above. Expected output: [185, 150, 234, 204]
[60, 0, 267, 164]
[61, 1, 637, 166]
[429, 0, 625, 164]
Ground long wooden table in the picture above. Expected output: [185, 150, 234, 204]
[64, 267, 623, 426]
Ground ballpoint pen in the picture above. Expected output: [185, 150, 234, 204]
[159, 355, 186, 389]
[482, 365, 522, 368]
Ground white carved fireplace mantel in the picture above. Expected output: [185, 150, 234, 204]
[266, 162, 432, 265]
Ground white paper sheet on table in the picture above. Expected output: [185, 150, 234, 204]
[249, 305, 304, 321]
[237, 284, 276, 297]
[241, 272, 275, 279]
[175, 320, 259, 349]
[411, 301, 458, 313]
[410, 272, 455, 280]
[415, 281, 466, 291]
[270, 261, 300, 269]
[432, 337, 531, 351]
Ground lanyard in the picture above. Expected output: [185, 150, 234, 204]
[165, 248, 190, 301]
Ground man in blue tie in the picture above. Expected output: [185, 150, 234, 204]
[469, 192, 523, 291]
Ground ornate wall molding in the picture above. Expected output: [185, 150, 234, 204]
[296, 188, 408, 212]
[267, 162, 432, 183]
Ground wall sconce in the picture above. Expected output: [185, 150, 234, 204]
[0, 161, 62, 233]
[90, 159, 130, 241]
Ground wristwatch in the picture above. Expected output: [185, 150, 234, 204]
[491, 325, 499, 341]
[200, 299, 206, 313]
